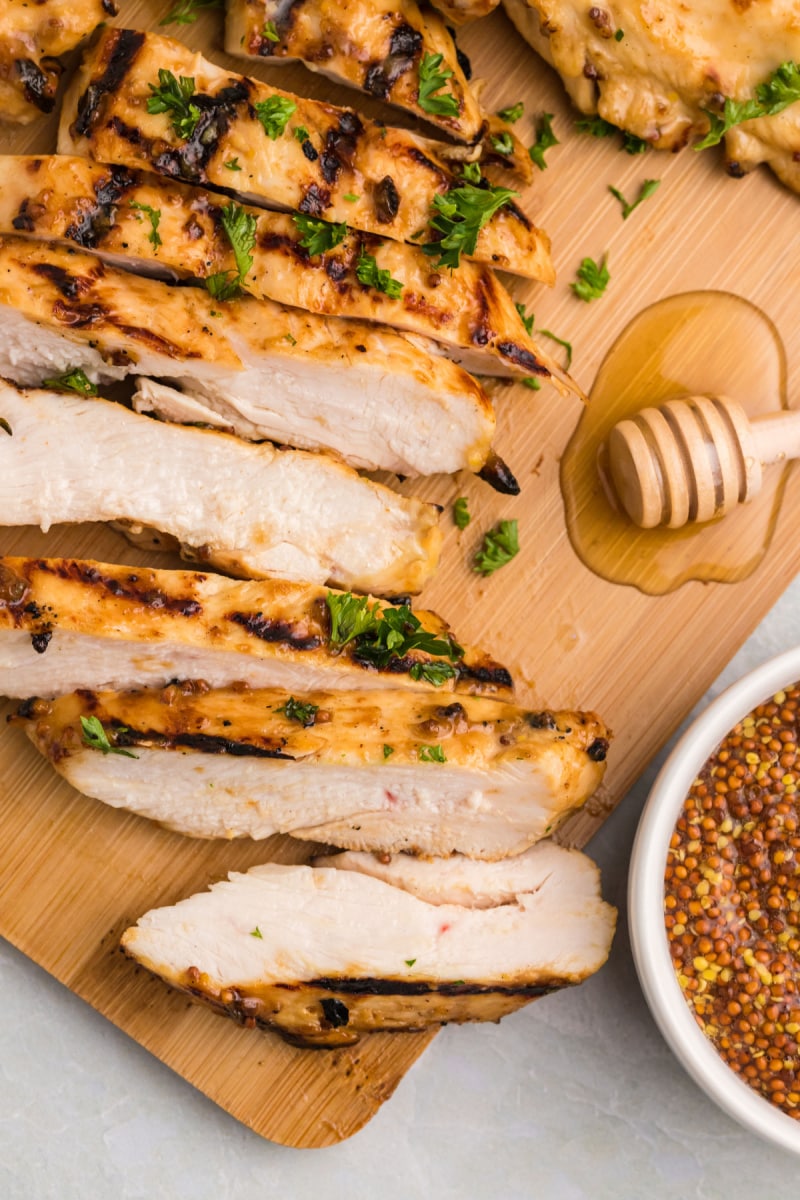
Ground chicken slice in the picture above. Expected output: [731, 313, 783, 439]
[503, 0, 800, 193]
[226, 0, 484, 144]
[58, 28, 550, 279]
[0, 156, 555, 381]
[0, 235, 501, 479]
[120, 848, 617, 1046]
[17, 687, 609, 858]
[0, 381, 440, 596]
[0, 0, 115, 125]
[0, 556, 512, 700]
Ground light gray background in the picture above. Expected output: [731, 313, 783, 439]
[3, 579, 800, 1200]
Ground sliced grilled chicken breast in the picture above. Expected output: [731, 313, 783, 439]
[18, 687, 609, 858]
[0, 382, 440, 596]
[120, 848, 616, 1046]
[0, 236, 499, 478]
[58, 28, 550, 279]
[0, 157, 555, 380]
[226, 0, 484, 144]
[0, 0, 114, 124]
[0, 556, 512, 700]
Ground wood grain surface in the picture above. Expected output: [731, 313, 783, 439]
[1, 0, 799, 1149]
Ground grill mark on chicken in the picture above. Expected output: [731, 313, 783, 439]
[61, 165, 138, 248]
[72, 27, 145, 140]
[30, 261, 93, 300]
[307, 976, 555, 996]
[228, 610, 323, 651]
[364, 23, 423, 98]
[15, 57, 59, 114]
[116, 727, 297, 759]
[34, 559, 207, 616]
[298, 182, 332, 216]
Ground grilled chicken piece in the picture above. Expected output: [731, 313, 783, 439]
[0, 556, 512, 700]
[226, 0, 484, 144]
[18, 687, 609, 858]
[0, 157, 556, 381]
[120, 846, 617, 1046]
[58, 28, 550, 279]
[430, 0, 501, 25]
[504, 0, 800, 193]
[0, 236, 500, 479]
[0, 381, 440, 596]
[0, 0, 115, 125]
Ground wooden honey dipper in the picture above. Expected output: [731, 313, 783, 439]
[607, 395, 800, 529]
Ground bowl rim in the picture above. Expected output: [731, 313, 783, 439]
[628, 645, 800, 1155]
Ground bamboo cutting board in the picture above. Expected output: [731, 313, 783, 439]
[1, 0, 800, 1149]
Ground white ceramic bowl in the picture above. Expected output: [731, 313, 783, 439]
[629, 646, 800, 1155]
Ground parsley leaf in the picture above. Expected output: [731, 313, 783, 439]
[521, 377, 541, 390]
[474, 519, 519, 575]
[608, 178, 660, 219]
[129, 201, 162, 249]
[515, 302, 572, 369]
[325, 593, 462, 683]
[356, 250, 404, 298]
[695, 60, 800, 150]
[409, 661, 458, 686]
[453, 497, 471, 529]
[254, 95, 297, 139]
[515, 300, 533, 336]
[419, 744, 447, 763]
[490, 131, 514, 156]
[250, 926, 263, 938]
[263, 20, 279, 41]
[284, 332, 297, 346]
[205, 201, 257, 300]
[461, 161, 482, 184]
[80, 715, 138, 758]
[405, 958, 417, 967]
[43, 368, 98, 396]
[571, 256, 610, 301]
[575, 115, 617, 138]
[623, 131, 648, 154]
[497, 101, 524, 124]
[614, 28, 625, 40]
[292, 213, 348, 256]
[160, 0, 222, 24]
[418, 52, 459, 117]
[326, 592, 382, 648]
[147, 70, 201, 139]
[224, 157, 241, 170]
[343, 191, 359, 202]
[276, 696, 318, 726]
[293, 125, 310, 143]
[383, 744, 394, 759]
[529, 113, 559, 170]
[423, 180, 517, 270]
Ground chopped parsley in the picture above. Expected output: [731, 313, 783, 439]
[325, 592, 462, 683]
[405, 958, 417, 967]
[292, 213, 348, 255]
[614, 28, 625, 40]
[250, 926, 263, 938]
[521, 377, 541, 390]
[129, 201, 162, 250]
[276, 696, 319, 726]
[254, 95, 297, 139]
[623, 131, 648, 154]
[515, 300, 533, 336]
[159, 0, 222, 26]
[355, 250, 404, 298]
[695, 60, 800, 150]
[474, 518, 519, 576]
[43, 368, 98, 396]
[575, 115, 616, 138]
[529, 113, 559, 170]
[423, 178, 517, 270]
[343, 192, 359, 202]
[284, 332, 297, 345]
[262, 19, 279, 41]
[418, 52, 459, 118]
[205, 201, 257, 300]
[146, 69, 201, 139]
[80, 715, 138, 758]
[0, 418, 11, 436]
[571, 256, 610, 302]
[515, 302, 573, 369]
[224, 157, 241, 170]
[608, 178, 660, 219]
[453, 496, 471, 530]
[383, 744, 394, 759]
[418, 744, 447, 763]
[497, 101, 524, 124]
[293, 125, 310, 143]
[490, 131, 514, 156]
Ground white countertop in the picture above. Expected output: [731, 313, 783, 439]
[3, 578, 800, 1200]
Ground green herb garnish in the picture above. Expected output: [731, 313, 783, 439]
[419, 744, 447, 763]
[695, 60, 800, 150]
[614, 28, 625, 40]
[409, 661, 458, 686]
[205, 201, 257, 300]
[292, 213, 348, 256]
[293, 125, 310, 143]
[418, 52, 459, 117]
[147, 69, 201, 139]
[497, 101, 524, 124]
[423, 180, 517, 270]
[80, 715, 138, 758]
[405, 958, 416, 967]
[224, 157, 241, 170]
[356, 250, 403, 298]
[515, 300, 533, 336]
[571, 256, 610, 301]
[474, 519, 519, 576]
[515, 302, 573, 369]
[250, 926, 263, 938]
[43, 368, 98, 396]
[575, 115, 616, 138]
[284, 332, 297, 346]
[521, 377, 541, 390]
[529, 113, 559, 170]
[383, 744, 394, 759]
[453, 497, 471, 530]
[343, 192, 359, 202]
[326, 593, 462, 682]
[608, 178, 660, 219]
[262, 19, 279, 41]
[276, 696, 319, 726]
[623, 131, 648, 154]
[490, 131, 514, 156]
[159, 0, 222, 26]
[254, 95, 297, 139]
[129, 201, 162, 250]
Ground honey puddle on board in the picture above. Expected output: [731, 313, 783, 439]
[561, 291, 791, 595]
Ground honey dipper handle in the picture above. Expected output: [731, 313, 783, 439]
[750, 410, 800, 466]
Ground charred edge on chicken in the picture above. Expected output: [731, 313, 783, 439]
[72, 28, 146, 139]
[0, 559, 206, 619]
[15, 58, 60, 113]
